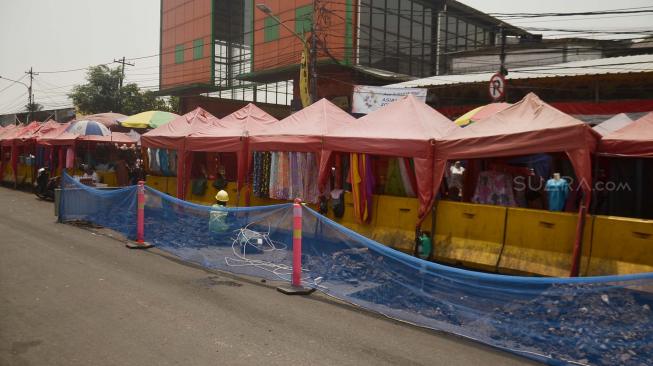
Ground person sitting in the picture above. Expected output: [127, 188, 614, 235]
[81, 165, 99, 185]
[209, 190, 230, 234]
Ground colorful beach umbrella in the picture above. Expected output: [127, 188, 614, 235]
[454, 102, 511, 127]
[119, 111, 179, 129]
[75, 112, 127, 130]
[65, 119, 111, 136]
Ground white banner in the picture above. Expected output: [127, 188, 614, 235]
[352, 85, 427, 114]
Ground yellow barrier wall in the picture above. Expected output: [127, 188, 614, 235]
[143, 175, 653, 277]
[434, 201, 507, 271]
[145, 175, 168, 193]
[587, 216, 653, 276]
[499, 208, 592, 277]
[2, 163, 10, 182]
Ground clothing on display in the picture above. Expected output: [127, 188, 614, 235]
[265, 151, 319, 203]
[351, 153, 374, 223]
[158, 148, 169, 176]
[169, 150, 177, 175]
[472, 170, 516, 207]
[545, 177, 569, 212]
[384, 158, 405, 196]
[399, 158, 417, 197]
[65, 147, 75, 169]
[449, 163, 465, 190]
[148, 148, 160, 174]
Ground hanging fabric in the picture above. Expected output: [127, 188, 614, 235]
[400, 158, 418, 197]
[269, 152, 280, 199]
[260, 152, 271, 197]
[148, 148, 160, 174]
[384, 158, 406, 196]
[65, 147, 75, 170]
[169, 150, 177, 175]
[472, 170, 517, 207]
[351, 153, 373, 223]
[158, 149, 169, 176]
[304, 153, 319, 203]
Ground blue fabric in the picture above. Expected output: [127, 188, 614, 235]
[546, 178, 569, 211]
[58, 172, 653, 366]
[158, 149, 169, 176]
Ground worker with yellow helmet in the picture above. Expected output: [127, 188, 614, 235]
[209, 190, 230, 234]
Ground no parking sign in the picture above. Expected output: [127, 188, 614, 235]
[489, 73, 506, 102]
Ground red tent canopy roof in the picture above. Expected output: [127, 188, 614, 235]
[219, 103, 279, 133]
[437, 93, 599, 159]
[599, 112, 653, 157]
[324, 94, 458, 158]
[249, 98, 356, 152]
[141, 107, 218, 150]
[472, 102, 512, 122]
[0, 122, 42, 145]
[36, 122, 71, 145]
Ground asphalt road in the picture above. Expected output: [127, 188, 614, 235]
[0, 186, 540, 366]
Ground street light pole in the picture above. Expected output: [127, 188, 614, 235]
[256, 3, 316, 105]
[0, 75, 31, 125]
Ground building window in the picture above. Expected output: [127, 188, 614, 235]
[264, 16, 279, 42]
[295, 5, 313, 35]
[193, 39, 204, 60]
[175, 44, 184, 64]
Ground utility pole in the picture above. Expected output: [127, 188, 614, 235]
[310, 0, 318, 103]
[25, 67, 38, 123]
[499, 26, 508, 76]
[113, 57, 135, 111]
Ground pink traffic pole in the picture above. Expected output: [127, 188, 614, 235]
[137, 180, 145, 243]
[277, 198, 314, 295]
[127, 180, 153, 249]
[292, 198, 303, 287]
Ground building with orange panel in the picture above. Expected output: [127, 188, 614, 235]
[159, 0, 529, 110]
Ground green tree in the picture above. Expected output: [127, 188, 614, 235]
[69, 65, 176, 115]
[24, 102, 43, 113]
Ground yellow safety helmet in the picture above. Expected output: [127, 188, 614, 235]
[215, 190, 229, 203]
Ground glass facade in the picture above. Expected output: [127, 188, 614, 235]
[358, 0, 496, 76]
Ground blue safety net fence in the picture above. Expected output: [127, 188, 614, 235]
[59, 173, 653, 366]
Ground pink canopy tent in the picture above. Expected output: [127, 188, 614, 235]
[186, 103, 279, 192]
[321, 94, 459, 223]
[248, 99, 356, 153]
[0, 122, 43, 184]
[248, 99, 355, 204]
[219, 103, 279, 132]
[10, 120, 61, 146]
[35, 123, 72, 173]
[434, 93, 600, 276]
[592, 113, 633, 137]
[36, 123, 71, 146]
[598, 112, 653, 157]
[141, 107, 217, 198]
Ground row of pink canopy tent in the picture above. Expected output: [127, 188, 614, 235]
[0, 119, 139, 185]
[139, 93, 651, 276]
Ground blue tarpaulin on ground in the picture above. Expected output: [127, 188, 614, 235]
[59, 172, 653, 366]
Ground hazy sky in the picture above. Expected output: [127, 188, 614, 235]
[0, 0, 651, 115]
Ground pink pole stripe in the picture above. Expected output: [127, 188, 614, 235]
[292, 198, 302, 287]
[136, 181, 145, 243]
